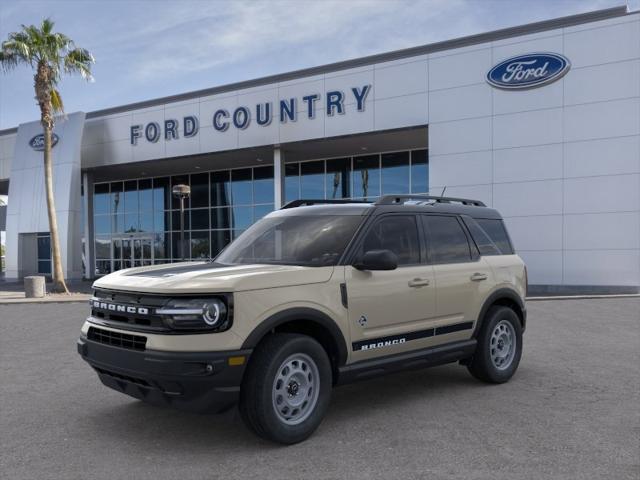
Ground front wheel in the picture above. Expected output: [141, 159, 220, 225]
[467, 306, 523, 383]
[239, 333, 332, 444]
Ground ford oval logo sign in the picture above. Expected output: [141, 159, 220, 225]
[487, 53, 570, 90]
[29, 133, 59, 151]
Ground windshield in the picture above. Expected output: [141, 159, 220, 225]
[216, 214, 363, 266]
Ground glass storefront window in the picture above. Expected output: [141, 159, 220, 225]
[171, 210, 190, 232]
[300, 161, 325, 199]
[191, 208, 210, 230]
[211, 230, 231, 256]
[139, 179, 153, 211]
[94, 183, 110, 214]
[92, 148, 427, 275]
[254, 204, 274, 221]
[232, 206, 253, 230]
[353, 154, 380, 200]
[211, 207, 231, 230]
[326, 158, 351, 199]
[211, 171, 231, 207]
[411, 149, 429, 193]
[285, 163, 300, 202]
[153, 177, 171, 210]
[190, 231, 210, 259]
[253, 166, 274, 204]
[381, 151, 410, 195]
[190, 173, 209, 208]
[231, 169, 252, 205]
[124, 180, 138, 212]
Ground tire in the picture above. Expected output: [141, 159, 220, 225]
[239, 333, 332, 444]
[467, 306, 523, 384]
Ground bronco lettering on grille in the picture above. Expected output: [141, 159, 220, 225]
[91, 300, 149, 315]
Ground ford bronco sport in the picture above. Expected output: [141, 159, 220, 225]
[78, 195, 527, 444]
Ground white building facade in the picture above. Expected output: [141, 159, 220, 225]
[0, 6, 638, 293]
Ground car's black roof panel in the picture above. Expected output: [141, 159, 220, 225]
[271, 201, 503, 219]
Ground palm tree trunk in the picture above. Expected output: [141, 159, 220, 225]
[43, 123, 69, 293]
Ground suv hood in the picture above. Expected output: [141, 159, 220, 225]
[92, 262, 335, 294]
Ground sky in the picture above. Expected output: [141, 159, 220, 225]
[0, 0, 636, 130]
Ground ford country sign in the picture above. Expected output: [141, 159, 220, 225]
[29, 133, 59, 151]
[487, 53, 570, 90]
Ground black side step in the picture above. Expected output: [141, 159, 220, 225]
[336, 339, 476, 385]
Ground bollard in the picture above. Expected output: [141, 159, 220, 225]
[24, 276, 46, 298]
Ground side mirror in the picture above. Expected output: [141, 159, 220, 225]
[353, 249, 398, 271]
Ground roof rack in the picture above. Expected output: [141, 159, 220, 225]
[281, 199, 371, 209]
[375, 195, 486, 207]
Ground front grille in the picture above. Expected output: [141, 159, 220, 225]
[90, 289, 170, 332]
[87, 326, 147, 351]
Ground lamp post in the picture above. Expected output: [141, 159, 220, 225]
[172, 184, 191, 261]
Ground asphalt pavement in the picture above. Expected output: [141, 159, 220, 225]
[1, 298, 638, 480]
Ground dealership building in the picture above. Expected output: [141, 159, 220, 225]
[0, 6, 638, 293]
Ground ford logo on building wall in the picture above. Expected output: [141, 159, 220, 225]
[29, 133, 59, 151]
[487, 53, 570, 90]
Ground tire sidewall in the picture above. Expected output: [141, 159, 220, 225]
[477, 307, 523, 383]
[255, 335, 332, 444]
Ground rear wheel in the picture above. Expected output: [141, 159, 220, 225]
[239, 333, 332, 444]
[467, 306, 522, 383]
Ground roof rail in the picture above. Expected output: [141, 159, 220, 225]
[375, 194, 486, 207]
[281, 199, 371, 209]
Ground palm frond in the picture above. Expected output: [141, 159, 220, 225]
[50, 88, 64, 114]
[64, 47, 94, 81]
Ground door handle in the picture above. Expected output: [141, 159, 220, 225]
[408, 278, 430, 287]
[470, 272, 488, 281]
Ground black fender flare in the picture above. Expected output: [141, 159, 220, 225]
[473, 288, 526, 337]
[241, 307, 349, 366]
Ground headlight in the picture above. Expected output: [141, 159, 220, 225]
[157, 297, 230, 331]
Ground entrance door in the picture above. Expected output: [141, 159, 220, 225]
[112, 236, 153, 271]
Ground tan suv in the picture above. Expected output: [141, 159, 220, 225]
[78, 195, 527, 444]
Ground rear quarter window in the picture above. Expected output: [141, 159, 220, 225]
[472, 218, 514, 255]
[464, 217, 513, 255]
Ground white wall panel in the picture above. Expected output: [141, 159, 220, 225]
[504, 215, 563, 251]
[564, 212, 640, 250]
[518, 250, 563, 284]
[279, 112, 325, 144]
[429, 83, 491, 123]
[429, 116, 491, 155]
[164, 102, 202, 158]
[564, 135, 640, 178]
[564, 60, 640, 106]
[493, 108, 562, 149]
[373, 93, 428, 131]
[429, 150, 492, 187]
[199, 125, 238, 153]
[563, 98, 640, 142]
[493, 179, 563, 217]
[427, 183, 492, 206]
[375, 60, 427, 100]
[493, 80, 563, 115]
[564, 20, 640, 68]
[492, 34, 563, 63]
[102, 113, 133, 144]
[564, 173, 640, 214]
[428, 48, 492, 91]
[324, 68, 374, 106]
[563, 250, 640, 286]
[493, 143, 563, 183]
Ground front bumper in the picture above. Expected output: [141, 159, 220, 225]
[77, 336, 251, 413]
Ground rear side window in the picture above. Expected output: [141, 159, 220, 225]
[423, 215, 472, 264]
[475, 218, 514, 254]
[463, 217, 501, 256]
[361, 215, 420, 265]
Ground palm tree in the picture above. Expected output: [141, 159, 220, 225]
[0, 19, 94, 292]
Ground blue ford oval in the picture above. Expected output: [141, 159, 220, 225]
[487, 53, 570, 90]
[29, 133, 59, 151]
